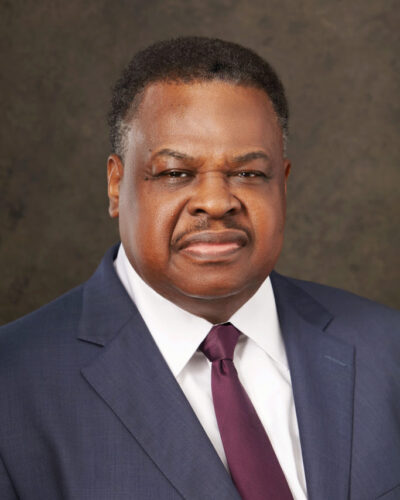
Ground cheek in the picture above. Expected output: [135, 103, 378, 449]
[131, 191, 183, 260]
[250, 196, 286, 246]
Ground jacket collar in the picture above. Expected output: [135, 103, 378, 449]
[78, 244, 134, 347]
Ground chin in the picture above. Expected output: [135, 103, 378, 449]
[175, 276, 256, 301]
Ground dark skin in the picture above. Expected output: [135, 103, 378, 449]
[107, 81, 291, 324]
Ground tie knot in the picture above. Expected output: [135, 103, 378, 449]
[200, 323, 240, 362]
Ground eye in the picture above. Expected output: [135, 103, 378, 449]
[236, 171, 263, 178]
[165, 170, 189, 178]
[157, 169, 193, 183]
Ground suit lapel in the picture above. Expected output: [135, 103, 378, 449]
[78, 245, 240, 500]
[271, 272, 355, 500]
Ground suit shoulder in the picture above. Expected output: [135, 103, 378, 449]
[278, 274, 400, 341]
[272, 273, 400, 370]
[0, 285, 84, 363]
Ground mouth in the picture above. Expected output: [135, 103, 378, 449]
[176, 230, 249, 261]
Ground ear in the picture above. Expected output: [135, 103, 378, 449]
[283, 158, 291, 195]
[107, 154, 124, 218]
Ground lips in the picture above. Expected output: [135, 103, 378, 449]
[176, 230, 249, 260]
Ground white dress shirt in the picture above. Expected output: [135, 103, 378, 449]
[114, 244, 307, 499]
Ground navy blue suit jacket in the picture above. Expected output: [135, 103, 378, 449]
[0, 244, 399, 499]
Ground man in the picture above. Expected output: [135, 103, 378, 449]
[0, 37, 399, 500]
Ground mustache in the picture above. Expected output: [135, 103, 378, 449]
[172, 218, 251, 246]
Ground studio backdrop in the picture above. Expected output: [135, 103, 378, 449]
[1, 0, 399, 324]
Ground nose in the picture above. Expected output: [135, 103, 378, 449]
[187, 172, 241, 218]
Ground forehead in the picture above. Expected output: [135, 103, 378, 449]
[126, 80, 283, 156]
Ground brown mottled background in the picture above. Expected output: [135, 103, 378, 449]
[1, 0, 399, 324]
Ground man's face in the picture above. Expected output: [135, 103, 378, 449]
[108, 80, 290, 319]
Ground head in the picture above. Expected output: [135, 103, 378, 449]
[107, 37, 291, 323]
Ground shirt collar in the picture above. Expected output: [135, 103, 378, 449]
[114, 243, 288, 377]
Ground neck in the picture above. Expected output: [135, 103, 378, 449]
[156, 283, 262, 324]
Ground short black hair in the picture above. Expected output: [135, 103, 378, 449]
[108, 36, 289, 157]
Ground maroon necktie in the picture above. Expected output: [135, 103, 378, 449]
[200, 323, 293, 500]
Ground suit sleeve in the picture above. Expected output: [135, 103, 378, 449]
[0, 454, 18, 499]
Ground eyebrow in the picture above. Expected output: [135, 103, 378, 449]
[232, 151, 270, 163]
[153, 149, 195, 161]
[152, 148, 270, 163]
